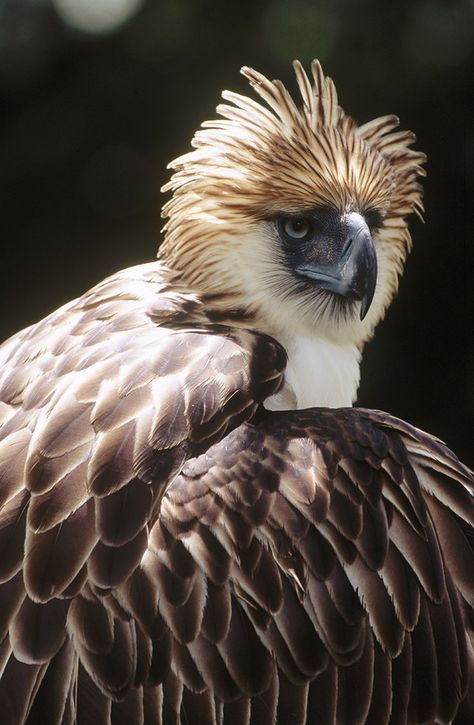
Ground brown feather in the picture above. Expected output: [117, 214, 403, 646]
[0, 655, 45, 725]
[73, 616, 136, 698]
[10, 596, 69, 664]
[364, 642, 391, 725]
[0, 489, 29, 583]
[0, 571, 26, 642]
[66, 593, 114, 656]
[110, 686, 144, 725]
[407, 597, 438, 722]
[76, 663, 112, 724]
[26, 640, 76, 725]
[275, 674, 308, 725]
[27, 459, 89, 533]
[88, 528, 148, 589]
[0, 428, 30, 507]
[24, 499, 97, 602]
[335, 624, 374, 725]
[95, 477, 153, 547]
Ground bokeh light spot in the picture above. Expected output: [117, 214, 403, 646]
[53, 0, 144, 35]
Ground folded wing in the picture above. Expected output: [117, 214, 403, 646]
[0, 265, 285, 724]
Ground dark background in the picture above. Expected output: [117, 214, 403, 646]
[0, 0, 472, 464]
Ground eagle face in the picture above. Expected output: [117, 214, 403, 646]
[272, 208, 377, 321]
[161, 61, 425, 359]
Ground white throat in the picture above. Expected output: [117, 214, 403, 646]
[265, 333, 361, 411]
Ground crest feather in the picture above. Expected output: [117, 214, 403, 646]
[162, 59, 425, 220]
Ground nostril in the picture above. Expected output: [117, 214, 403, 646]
[341, 236, 354, 259]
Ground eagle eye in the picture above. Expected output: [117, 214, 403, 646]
[279, 215, 313, 241]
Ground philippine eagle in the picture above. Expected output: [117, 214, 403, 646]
[0, 61, 472, 725]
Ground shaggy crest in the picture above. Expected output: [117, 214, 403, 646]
[160, 60, 425, 323]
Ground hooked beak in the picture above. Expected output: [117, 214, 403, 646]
[295, 212, 378, 320]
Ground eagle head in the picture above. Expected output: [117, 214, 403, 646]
[160, 61, 425, 351]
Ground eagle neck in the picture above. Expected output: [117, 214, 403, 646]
[264, 331, 361, 411]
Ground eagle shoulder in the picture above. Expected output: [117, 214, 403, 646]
[0, 262, 285, 611]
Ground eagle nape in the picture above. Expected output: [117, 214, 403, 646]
[0, 60, 472, 725]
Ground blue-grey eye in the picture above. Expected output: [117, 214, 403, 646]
[281, 216, 312, 239]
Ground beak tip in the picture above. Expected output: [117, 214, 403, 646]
[359, 290, 374, 321]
